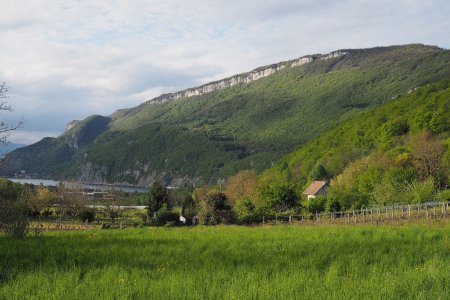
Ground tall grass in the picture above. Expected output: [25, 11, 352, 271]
[0, 224, 449, 299]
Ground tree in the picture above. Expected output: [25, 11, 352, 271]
[180, 194, 198, 224]
[198, 189, 235, 225]
[55, 182, 85, 218]
[103, 197, 123, 224]
[404, 177, 436, 204]
[410, 132, 445, 185]
[147, 181, 169, 217]
[28, 185, 54, 216]
[0, 82, 23, 145]
[308, 164, 329, 181]
[0, 85, 26, 237]
[258, 182, 299, 214]
[224, 170, 258, 205]
[0, 179, 31, 237]
[234, 197, 256, 222]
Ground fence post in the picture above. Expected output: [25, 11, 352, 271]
[426, 205, 429, 219]
[391, 206, 394, 222]
[276, 215, 278, 225]
[262, 216, 265, 225]
[408, 205, 411, 218]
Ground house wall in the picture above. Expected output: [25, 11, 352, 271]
[307, 186, 328, 199]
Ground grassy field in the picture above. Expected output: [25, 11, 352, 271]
[1, 224, 449, 299]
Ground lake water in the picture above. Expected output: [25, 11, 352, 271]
[7, 178, 148, 193]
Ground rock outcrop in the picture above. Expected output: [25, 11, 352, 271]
[145, 51, 349, 105]
[64, 120, 81, 133]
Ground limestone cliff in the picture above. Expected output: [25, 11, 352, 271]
[144, 51, 349, 105]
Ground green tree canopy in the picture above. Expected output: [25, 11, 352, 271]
[258, 182, 299, 214]
[147, 181, 169, 216]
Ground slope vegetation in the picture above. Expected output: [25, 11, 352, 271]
[3, 44, 450, 185]
[258, 80, 450, 209]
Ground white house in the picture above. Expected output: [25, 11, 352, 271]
[303, 180, 329, 199]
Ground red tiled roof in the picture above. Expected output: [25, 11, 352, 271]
[303, 181, 328, 195]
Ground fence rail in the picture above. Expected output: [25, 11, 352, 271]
[258, 201, 450, 225]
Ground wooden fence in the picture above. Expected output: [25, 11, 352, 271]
[260, 201, 450, 225]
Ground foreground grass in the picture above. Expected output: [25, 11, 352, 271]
[0, 224, 449, 299]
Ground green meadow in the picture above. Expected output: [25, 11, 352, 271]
[1, 224, 449, 299]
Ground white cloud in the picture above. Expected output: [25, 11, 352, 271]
[8, 130, 60, 145]
[0, 0, 449, 144]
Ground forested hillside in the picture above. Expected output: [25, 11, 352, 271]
[253, 80, 450, 213]
[2, 44, 450, 186]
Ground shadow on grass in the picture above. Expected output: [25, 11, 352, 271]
[0, 230, 185, 285]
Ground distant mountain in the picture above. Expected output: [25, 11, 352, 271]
[2, 44, 450, 186]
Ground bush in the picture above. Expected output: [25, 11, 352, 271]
[437, 189, 450, 201]
[325, 197, 341, 212]
[303, 196, 327, 214]
[234, 197, 256, 222]
[156, 211, 180, 226]
[79, 209, 96, 223]
[41, 208, 55, 218]
[154, 205, 180, 226]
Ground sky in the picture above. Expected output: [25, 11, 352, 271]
[1, 0, 449, 145]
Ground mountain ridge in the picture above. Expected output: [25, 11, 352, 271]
[3, 44, 450, 186]
[108, 49, 349, 123]
[110, 44, 442, 123]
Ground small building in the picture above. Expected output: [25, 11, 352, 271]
[303, 180, 329, 199]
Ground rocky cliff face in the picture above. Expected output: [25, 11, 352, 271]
[64, 120, 81, 133]
[62, 115, 111, 151]
[145, 51, 349, 105]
